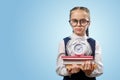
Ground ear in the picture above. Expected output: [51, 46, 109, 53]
[87, 21, 90, 28]
[85, 22, 90, 31]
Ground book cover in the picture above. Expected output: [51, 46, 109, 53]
[61, 55, 93, 64]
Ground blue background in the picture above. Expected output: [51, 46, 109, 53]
[0, 0, 120, 80]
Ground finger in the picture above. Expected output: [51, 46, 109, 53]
[93, 64, 97, 69]
[88, 61, 91, 70]
[84, 61, 87, 70]
[85, 61, 88, 70]
[87, 61, 90, 69]
[81, 62, 84, 70]
[66, 65, 73, 72]
[90, 61, 93, 70]
[82, 61, 85, 70]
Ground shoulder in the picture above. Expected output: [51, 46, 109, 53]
[58, 36, 71, 48]
[63, 36, 71, 40]
[87, 37, 101, 46]
[58, 40, 64, 46]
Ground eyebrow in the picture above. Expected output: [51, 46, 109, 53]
[71, 18, 89, 20]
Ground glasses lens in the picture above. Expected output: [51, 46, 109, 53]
[80, 19, 89, 26]
[70, 19, 78, 26]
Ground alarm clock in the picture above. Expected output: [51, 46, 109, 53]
[66, 39, 89, 55]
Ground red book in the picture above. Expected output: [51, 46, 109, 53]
[61, 55, 93, 64]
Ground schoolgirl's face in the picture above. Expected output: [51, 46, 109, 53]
[69, 9, 90, 36]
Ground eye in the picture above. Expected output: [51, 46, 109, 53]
[80, 19, 88, 23]
[71, 19, 78, 23]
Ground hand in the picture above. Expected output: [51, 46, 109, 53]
[81, 61, 97, 75]
[66, 64, 80, 74]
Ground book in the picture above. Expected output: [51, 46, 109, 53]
[61, 55, 93, 64]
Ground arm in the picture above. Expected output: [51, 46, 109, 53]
[56, 40, 71, 76]
[86, 41, 103, 77]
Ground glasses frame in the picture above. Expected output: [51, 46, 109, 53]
[69, 19, 90, 27]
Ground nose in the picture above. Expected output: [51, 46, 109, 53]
[77, 21, 81, 27]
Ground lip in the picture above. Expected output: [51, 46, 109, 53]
[75, 28, 82, 31]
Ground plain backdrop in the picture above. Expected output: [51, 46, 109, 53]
[0, 0, 120, 80]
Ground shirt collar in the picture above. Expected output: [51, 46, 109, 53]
[70, 33, 88, 40]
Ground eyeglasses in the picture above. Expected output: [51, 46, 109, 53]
[69, 19, 90, 26]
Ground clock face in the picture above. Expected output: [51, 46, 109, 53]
[66, 39, 88, 55]
[74, 44, 83, 53]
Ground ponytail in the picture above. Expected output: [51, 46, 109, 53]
[86, 28, 89, 36]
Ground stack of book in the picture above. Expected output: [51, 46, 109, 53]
[61, 55, 93, 64]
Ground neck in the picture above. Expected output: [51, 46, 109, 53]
[74, 33, 85, 37]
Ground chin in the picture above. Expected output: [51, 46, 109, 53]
[76, 33, 83, 36]
[76, 31, 84, 35]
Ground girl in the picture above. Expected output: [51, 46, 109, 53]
[56, 6, 103, 80]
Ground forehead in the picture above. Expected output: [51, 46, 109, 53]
[70, 10, 89, 19]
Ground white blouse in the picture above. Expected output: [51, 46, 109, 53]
[56, 33, 103, 77]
